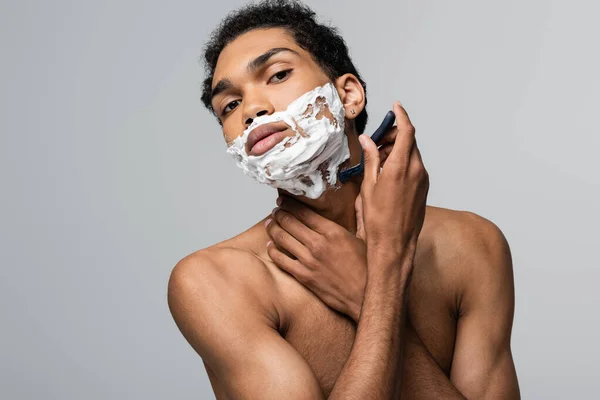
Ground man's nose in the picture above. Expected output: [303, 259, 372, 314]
[243, 97, 274, 127]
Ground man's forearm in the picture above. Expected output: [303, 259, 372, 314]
[328, 253, 412, 400]
[401, 328, 467, 399]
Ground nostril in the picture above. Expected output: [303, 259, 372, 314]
[246, 110, 268, 126]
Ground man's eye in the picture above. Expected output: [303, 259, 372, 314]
[269, 69, 292, 83]
[222, 100, 240, 116]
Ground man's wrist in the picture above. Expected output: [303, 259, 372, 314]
[366, 248, 415, 283]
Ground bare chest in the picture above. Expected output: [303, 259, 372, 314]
[277, 266, 458, 396]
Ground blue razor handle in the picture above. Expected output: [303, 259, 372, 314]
[338, 110, 396, 182]
[370, 110, 396, 144]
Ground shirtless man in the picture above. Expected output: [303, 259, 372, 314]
[168, 1, 520, 398]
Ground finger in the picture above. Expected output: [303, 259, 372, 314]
[265, 218, 312, 263]
[408, 142, 420, 172]
[272, 206, 322, 244]
[354, 195, 366, 241]
[376, 126, 398, 147]
[408, 143, 429, 198]
[266, 241, 311, 282]
[277, 196, 336, 234]
[378, 143, 393, 166]
[413, 139, 424, 165]
[408, 140, 426, 174]
[387, 101, 416, 167]
[358, 133, 380, 188]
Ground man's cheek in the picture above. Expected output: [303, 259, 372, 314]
[268, 77, 314, 111]
[222, 128, 242, 146]
[225, 82, 350, 199]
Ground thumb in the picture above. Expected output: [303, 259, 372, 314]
[355, 195, 366, 241]
[358, 134, 380, 187]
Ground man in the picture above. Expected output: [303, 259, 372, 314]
[168, 1, 520, 398]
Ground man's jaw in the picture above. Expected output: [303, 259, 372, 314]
[274, 130, 364, 234]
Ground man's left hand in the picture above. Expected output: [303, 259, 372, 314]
[265, 196, 367, 322]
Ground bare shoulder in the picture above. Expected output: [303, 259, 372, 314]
[167, 241, 282, 333]
[169, 244, 277, 291]
[421, 206, 514, 299]
[424, 206, 510, 256]
[167, 239, 325, 399]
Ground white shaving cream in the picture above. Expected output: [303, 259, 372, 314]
[226, 83, 350, 199]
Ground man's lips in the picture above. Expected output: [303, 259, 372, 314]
[246, 123, 290, 156]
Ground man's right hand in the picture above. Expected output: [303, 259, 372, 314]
[358, 101, 429, 273]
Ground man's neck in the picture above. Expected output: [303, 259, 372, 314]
[277, 132, 364, 234]
[278, 176, 362, 234]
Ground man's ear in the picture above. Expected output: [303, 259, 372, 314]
[335, 73, 365, 120]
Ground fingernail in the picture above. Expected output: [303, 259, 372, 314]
[266, 241, 272, 247]
[276, 197, 282, 206]
[265, 218, 272, 227]
[271, 207, 279, 217]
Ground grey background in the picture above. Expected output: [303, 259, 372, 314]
[1, 0, 598, 398]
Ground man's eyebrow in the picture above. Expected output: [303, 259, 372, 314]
[246, 47, 300, 73]
[210, 47, 300, 104]
[210, 78, 234, 105]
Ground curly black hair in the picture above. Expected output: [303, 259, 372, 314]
[200, 0, 368, 134]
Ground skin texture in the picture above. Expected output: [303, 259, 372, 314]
[168, 27, 520, 399]
[267, 197, 520, 399]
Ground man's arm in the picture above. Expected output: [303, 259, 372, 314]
[268, 102, 427, 399]
[168, 248, 412, 400]
[266, 203, 519, 398]
[400, 215, 519, 400]
[449, 214, 520, 399]
[400, 325, 467, 399]
[168, 251, 325, 399]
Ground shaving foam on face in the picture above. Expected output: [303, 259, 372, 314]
[226, 82, 350, 199]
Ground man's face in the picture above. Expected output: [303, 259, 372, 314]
[210, 28, 332, 144]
